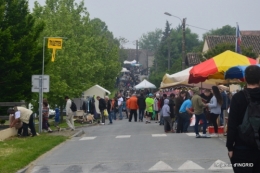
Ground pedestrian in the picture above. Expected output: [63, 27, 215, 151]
[125, 96, 130, 119]
[113, 96, 118, 120]
[227, 65, 260, 172]
[179, 91, 193, 133]
[117, 94, 124, 120]
[9, 106, 37, 137]
[96, 96, 107, 125]
[54, 107, 60, 130]
[137, 93, 146, 122]
[175, 91, 184, 133]
[8, 108, 23, 136]
[158, 94, 167, 125]
[128, 94, 139, 122]
[42, 102, 53, 132]
[200, 89, 213, 123]
[145, 93, 154, 124]
[190, 87, 210, 138]
[162, 99, 174, 133]
[169, 93, 175, 128]
[64, 96, 75, 131]
[105, 96, 112, 124]
[153, 93, 160, 123]
[219, 88, 227, 126]
[206, 86, 222, 137]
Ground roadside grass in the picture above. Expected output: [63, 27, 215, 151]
[0, 134, 67, 173]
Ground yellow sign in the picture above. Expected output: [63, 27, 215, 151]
[48, 38, 62, 49]
[51, 49, 56, 62]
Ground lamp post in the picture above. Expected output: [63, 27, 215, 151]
[164, 12, 186, 70]
[39, 36, 67, 133]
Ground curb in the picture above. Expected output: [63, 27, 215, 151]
[17, 167, 27, 173]
[71, 129, 85, 138]
[16, 123, 97, 173]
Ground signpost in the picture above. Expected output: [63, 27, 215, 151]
[32, 75, 49, 132]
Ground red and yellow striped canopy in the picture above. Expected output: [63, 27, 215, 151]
[189, 50, 256, 83]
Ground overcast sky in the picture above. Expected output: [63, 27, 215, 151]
[28, 0, 260, 48]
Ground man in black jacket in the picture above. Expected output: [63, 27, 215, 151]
[137, 93, 146, 122]
[97, 96, 107, 125]
[227, 65, 260, 173]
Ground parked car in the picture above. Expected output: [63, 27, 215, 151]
[49, 109, 55, 119]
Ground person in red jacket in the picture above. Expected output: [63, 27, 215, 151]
[127, 93, 139, 122]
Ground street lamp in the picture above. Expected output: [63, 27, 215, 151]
[39, 36, 67, 133]
[164, 12, 186, 70]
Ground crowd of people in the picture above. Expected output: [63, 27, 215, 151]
[6, 65, 260, 172]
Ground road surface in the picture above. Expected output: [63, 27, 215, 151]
[28, 119, 233, 173]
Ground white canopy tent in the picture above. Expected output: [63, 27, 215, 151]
[160, 67, 225, 89]
[83, 85, 111, 113]
[134, 79, 156, 89]
[124, 60, 136, 64]
[121, 67, 130, 72]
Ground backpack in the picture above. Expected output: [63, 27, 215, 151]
[238, 89, 260, 150]
[70, 101, 77, 112]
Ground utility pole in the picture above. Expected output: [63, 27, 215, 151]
[136, 40, 139, 63]
[182, 18, 186, 70]
[168, 35, 171, 71]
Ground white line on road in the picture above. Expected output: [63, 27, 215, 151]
[152, 134, 167, 137]
[79, 137, 96, 140]
[178, 160, 205, 170]
[116, 135, 131, 138]
[149, 161, 173, 171]
[185, 133, 196, 136]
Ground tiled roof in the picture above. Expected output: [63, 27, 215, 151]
[241, 31, 260, 36]
[205, 35, 260, 55]
[185, 53, 201, 66]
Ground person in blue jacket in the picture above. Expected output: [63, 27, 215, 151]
[55, 108, 60, 130]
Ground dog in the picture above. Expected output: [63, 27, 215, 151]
[84, 114, 95, 124]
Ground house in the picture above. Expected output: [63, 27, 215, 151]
[124, 49, 154, 75]
[202, 31, 260, 56]
[185, 53, 201, 67]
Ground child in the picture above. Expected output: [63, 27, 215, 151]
[162, 99, 174, 133]
[55, 108, 60, 131]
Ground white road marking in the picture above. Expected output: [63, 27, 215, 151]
[116, 135, 131, 138]
[149, 161, 173, 171]
[185, 133, 196, 136]
[152, 134, 167, 137]
[79, 137, 96, 140]
[178, 160, 204, 170]
[208, 159, 232, 170]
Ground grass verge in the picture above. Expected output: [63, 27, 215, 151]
[0, 134, 67, 173]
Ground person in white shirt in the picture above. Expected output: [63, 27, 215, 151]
[9, 106, 37, 137]
[65, 96, 75, 131]
[117, 94, 124, 120]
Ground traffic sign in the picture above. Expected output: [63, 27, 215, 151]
[32, 75, 50, 92]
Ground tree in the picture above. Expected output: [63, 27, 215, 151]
[0, 0, 44, 102]
[139, 28, 163, 51]
[32, 0, 121, 108]
[203, 25, 236, 40]
[203, 43, 257, 60]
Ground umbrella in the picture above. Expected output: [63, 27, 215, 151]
[160, 67, 237, 89]
[134, 79, 156, 89]
[188, 50, 256, 84]
[225, 64, 260, 81]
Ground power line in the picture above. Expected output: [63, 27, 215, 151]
[186, 24, 210, 31]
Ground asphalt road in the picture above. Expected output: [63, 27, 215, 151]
[27, 118, 233, 173]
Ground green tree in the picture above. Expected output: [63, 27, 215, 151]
[32, 0, 120, 108]
[139, 28, 163, 51]
[203, 43, 257, 60]
[203, 25, 236, 40]
[0, 0, 44, 102]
